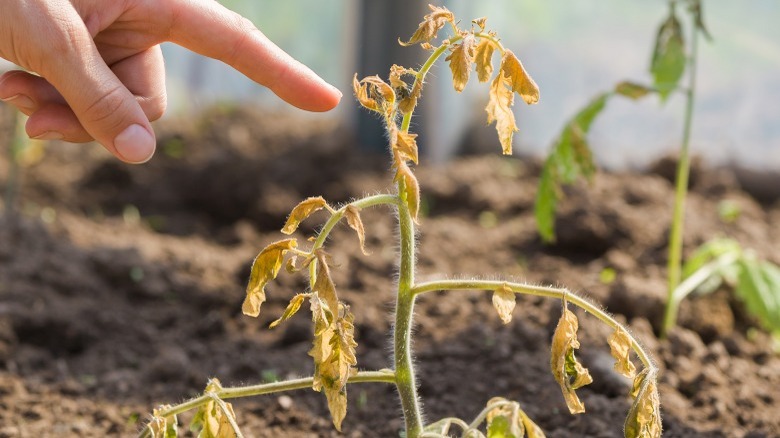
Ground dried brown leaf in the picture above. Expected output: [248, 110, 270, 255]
[445, 33, 476, 92]
[243, 239, 297, 317]
[550, 303, 593, 414]
[501, 50, 540, 105]
[282, 196, 328, 235]
[399, 4, 454, 46]
[485, 71, 518, 155]
[609, 326, 637, 379]
[519, 410, 546, 438]
[344, 205, 369, 255]
[392, 127, 419, 165]
[214, 401, 239, 438]
[625, 369, 662, 438]
[492, 283, 516, 324]
[313, 250, 339, 316]
[149, 405, 177, 438]
[472, 17, 487, 31]
[614, 81, 654, 100]
[353, 74, 396, 116]
[474, 37, 496, 83]
[353, 74, 378, 112]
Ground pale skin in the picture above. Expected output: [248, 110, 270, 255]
[0, 0, 342, 163]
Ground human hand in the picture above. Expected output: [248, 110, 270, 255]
[0, 0, 342, 163]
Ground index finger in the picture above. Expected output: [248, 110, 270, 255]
[167, 0, 341, 112]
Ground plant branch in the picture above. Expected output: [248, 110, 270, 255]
[663, 15, 701, 338]
[137, 370, 396, 438]
[411, 279, 655, 369]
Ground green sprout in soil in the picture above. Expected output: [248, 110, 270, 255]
[533, 0, 780, 339]
[140, 6, 660, 438]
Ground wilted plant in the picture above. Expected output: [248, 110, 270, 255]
[140, 6, 660, 437]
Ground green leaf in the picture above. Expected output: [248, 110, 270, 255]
[650, 7, 686, 101]
[682, 239, 742, 280]
[487, 415, 514, 438]
[736, 258, 780, 333]
[534, 92, 609, 242]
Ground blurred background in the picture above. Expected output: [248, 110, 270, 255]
[3, 0, 779, 170]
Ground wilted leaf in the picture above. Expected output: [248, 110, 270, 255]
[282, 196, 328, 235]
[399, 4, 454, 46]
[392, 128, 419, 165]
[473, 17, 487, 31]
[492, 283, 516, 324]
[214, 400, 241, 438]
[625, 369, 662, 438]
[395, 161, 421, 222]
[344, 205, 369, 255]
[475, 37, 496, 83]
[313, 250, 339, 315]
[149, 406, 177, 438]
[243, 239, 297, 317]
[309, 293, 335, 393]
[269, 293, 308, 329]
[615, 81, 654, 100]
[486, 397, 523, 438]
[651, 7, 686, 100]
[446, 33, 476, 92]
[609, 326, 637, 378]
[353, 74, 396, 116]
[487, 415, 515, 438]
[353, 74, 378, 112]
[550, 303, 593, 414]
[501, 50, 540, 105]
[485, 71, 517, 155]
[399, 80, 423, 115]
[191, 379, 240, 438]
[518, 410, 545, 438]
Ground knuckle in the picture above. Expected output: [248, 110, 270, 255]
[139, 92, 167, 122]
[81, 84, 128, 128]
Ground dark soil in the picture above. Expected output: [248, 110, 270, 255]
[1, 106, 778, 437]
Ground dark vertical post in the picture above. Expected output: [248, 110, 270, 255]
[356, 0, 428, 153]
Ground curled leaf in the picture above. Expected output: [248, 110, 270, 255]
[625, 369, 662, 438]
[399, 4, 454, 46]
[353, 74, 378, 112]
[394, 161, 421, 222]
[344, 205, 369, 255]
[269, 293, 308, 328]
[650, 7, 686, 100]
[614, 81, 654, 100]
[472, 17, 487, 32]
[492, 283, 516, 324]
[243, 239, 297, 317]
[501, 50, 540, 105]
[550, 303, 593, 414]
[475, 37, 496, 83]
[519, 410, 546, 438]
[485, 71, 518, 155]
[191, 379, 241, 438]
[353, 74, 396, 116]
[313, 250, 339, 316]
[282, 196, 328, 234]
[392, 127, 419, 165]
[609, 326, 637, 379]
[446, 33, 476, 92]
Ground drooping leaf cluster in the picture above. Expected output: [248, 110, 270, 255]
[241, 196, 366, 430]
[535, 0, 710, 242]
[355, 4, 539, 221]
[190, 379, 243, 438]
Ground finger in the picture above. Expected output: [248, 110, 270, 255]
[111, 46, 167, 122]
[34, 6, 156, 163]
[0, 70, 64, 114]
[26, 103, 94, 142]
[168, 0, 341, 112]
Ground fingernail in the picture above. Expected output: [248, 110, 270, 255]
[1, 94, 36, 112]
[32, 131, 64, 141]
[114, 124, 155, 164]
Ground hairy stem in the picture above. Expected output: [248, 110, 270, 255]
[137, 370, 396, 438]
[663, 18, 700, 338]
[394, 196, 422, 437]
[411, 280, 655, 369]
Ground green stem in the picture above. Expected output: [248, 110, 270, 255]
[137, 370, 396, 438]
[394, 197, 422, 437]
[411, 280, 655, 369]
[663, 18, 700, 338]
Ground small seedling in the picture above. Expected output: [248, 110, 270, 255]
[140, 6, 660, 438]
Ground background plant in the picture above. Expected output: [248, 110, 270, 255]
[140, 6, 660, 438]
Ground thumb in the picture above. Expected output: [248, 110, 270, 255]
[37, 13, 155, 163]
